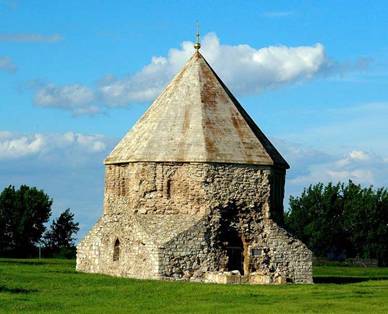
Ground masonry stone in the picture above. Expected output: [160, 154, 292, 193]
[76, 50, 313, 284]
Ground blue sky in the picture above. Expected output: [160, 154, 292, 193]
[1, 1, 387, 239]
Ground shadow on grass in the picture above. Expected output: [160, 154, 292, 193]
[314, 276, 388, 284]
[0, 285, 38, 294]
[0, 260, 45, 266]
[0, 259, 73, 266]
[47, 269, 77, 274]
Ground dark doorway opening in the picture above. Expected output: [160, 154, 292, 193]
[226, 230, 244, 274]
[113, 239, 120, 262]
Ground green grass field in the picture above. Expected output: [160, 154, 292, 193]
[1, 259, 388, 313]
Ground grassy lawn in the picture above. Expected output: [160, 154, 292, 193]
[1, 259, 388, 313]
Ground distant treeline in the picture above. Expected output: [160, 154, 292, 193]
[285, 181, 388, 266]
[0, 185, 79, 258]
[1, 182, 387, 265]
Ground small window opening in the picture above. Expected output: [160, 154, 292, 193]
[251, 248, 262, 257]
[166, 179, 171, 198]
[113, 239, 120, 261]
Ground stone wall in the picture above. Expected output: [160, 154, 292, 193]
[156, 203, 312, 283]
[77, 212, 312, 283]
[76, 213, 159, 279]
[247, 219, 313, 283]
[158, 217, 210, 280]
[77, 161, 312, 284]
[104, 162, 282, 218]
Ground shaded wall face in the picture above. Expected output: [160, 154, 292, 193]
[104, 162, 284, 218]
[269, 168, 286, 225]
[248, 220, 313, 283]
[157, 206, 312, 283]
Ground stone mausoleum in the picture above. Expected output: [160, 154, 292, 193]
[76, 43, 313, 284]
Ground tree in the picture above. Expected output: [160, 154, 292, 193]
[0, 185, 52, 257]
[285, 181, 388, 265]
[44, 209, 79, 258]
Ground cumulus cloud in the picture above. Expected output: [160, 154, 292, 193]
[99, 33, 328, 106]
[34, 84, 98, 115]
[61, 132, 107, 152]
[0, 33, 63, 43]
[0, 56, 17, 73]
[30, 33, 368, 113]
[283, 146, 388, 187]
[0, 130, 114, 240]
[350, 150, 369, 160]
[274, 139, 388, 208]
[0, 131, 109, 160]
[0, 133, 44, 159]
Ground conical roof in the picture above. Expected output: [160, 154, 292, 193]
[105, 51, 289, 169]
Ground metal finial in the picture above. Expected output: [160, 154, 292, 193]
[194, 21, 201, 50]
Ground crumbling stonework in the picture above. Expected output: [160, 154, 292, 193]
[104, 162, 273, 216]
[76, 50, 313, 284]
[77, 162, 312, 284]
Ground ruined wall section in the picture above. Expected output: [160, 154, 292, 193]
[248, 219, 313, 283]
[104, 162, 280, 218]
[158, 218, 211, 281]
[156, 207, 312, 284]
[78, 161, 313, 283]
[76, 214, 159, 279]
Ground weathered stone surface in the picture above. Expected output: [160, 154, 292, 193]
[76, 50, 312, 284]
[77, 162, 312, 284]
[104, 52, 288, 168]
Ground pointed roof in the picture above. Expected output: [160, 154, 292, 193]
[105, 52, 289, 169]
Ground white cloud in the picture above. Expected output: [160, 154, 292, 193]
[0, 131, 109, 160]
[63, 132, 107, 152]
[29, 33, 367, 113]
[0, 56, 17, 73]
[274, 140, 388, 209]
[0, 130, 114, 241]
[34, 84, 98, 115]
[99, 33, 328, 106]
[348, 150, 370, 161]
[326, 169, 374, 183]
[0, 133, 45, 159]
[0, 33, 63, 43]
[284, 147, 388, 187]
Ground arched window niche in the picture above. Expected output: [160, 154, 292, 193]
[113, 238, 120, 262]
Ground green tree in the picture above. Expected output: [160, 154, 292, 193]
[285, 181, 388, 265]
[44, 209, 79, 258]
[0, 185, 52, 257]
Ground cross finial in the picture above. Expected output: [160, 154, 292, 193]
[194, 21, 201, 51]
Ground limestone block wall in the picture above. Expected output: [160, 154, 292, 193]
[156, 207, 312, 283]
[158, 218, 210, 280]
[104, 162, 283, 220]
[248, 220, 313, 283]
[77, 161, 312, 284]
[76, 214, 159, 279]
[77, 211, 312, 283]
